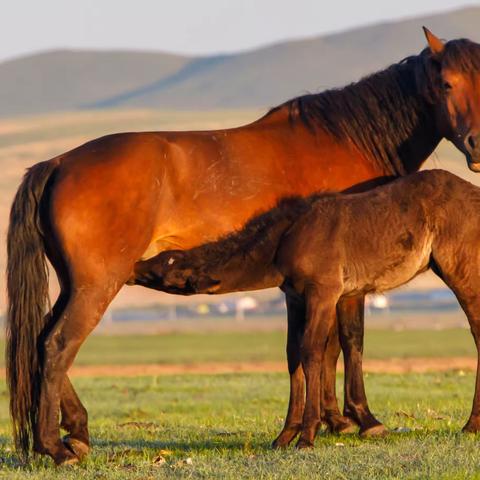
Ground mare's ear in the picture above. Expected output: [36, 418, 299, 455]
[423, 27, 445, 57]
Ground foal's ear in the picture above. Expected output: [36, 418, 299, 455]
[423, 27, 445, 56]
[162, 250, 187, 267]
[193, 275, 221, 293]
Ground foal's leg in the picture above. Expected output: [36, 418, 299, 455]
[461, 302, 480, 433]
[431, 252, 480, 433]
[337, 296, 386, 437]
[443, 282, 480, 432]
[322, 317, 357, 434]
[272, 294, 305, 448]
[297, 285, 339, 448]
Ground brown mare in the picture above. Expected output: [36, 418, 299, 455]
[6, 29, 480, 464]
[135, 169, 480, 448]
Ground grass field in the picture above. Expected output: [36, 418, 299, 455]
[0, 329, 478, 478]
[0, 328, 475, 367]
[0, 372, 480, 479]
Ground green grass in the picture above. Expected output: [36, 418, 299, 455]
[1, 372, 480, 478]
[0, 328, 474, 367]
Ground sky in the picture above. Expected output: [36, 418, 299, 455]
[0, 0, 476, 62]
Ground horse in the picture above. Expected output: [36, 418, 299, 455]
[133, 169, 480, 447]
[6, 28, 480, 464]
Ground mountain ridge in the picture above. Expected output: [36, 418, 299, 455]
[1, 6, 479, 117]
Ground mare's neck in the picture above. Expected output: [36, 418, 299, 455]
[395, 110, 443, 174]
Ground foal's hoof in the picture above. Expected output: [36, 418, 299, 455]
[295, 438, 314, 449]
[63, 435, 90, 460]
[359, 424, 388, 438]
[462, 423, 480, 434]
[272, 425, 302, 449]
[327, 416, 357, 435]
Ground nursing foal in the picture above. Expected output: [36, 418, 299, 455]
[133, 169, 480, 448]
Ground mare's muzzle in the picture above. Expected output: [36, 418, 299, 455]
[465, 132, 480, 171]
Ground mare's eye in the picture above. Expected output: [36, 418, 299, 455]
[443, 81, 452, 91]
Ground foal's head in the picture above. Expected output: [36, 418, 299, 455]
[134, 249, 222, 294]
[422, 28, 480, 171]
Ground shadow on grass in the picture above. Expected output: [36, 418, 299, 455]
[92, 427, 474, 454]
[2, 428, 478, 472]
[93, 436, 273, 453]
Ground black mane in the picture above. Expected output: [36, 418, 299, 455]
[266, 39, 480, 176]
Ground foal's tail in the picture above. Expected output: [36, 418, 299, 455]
[6, 160, 58, 459]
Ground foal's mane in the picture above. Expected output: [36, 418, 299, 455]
[174, 194, 331, 270]
[266, 39, 480, 176]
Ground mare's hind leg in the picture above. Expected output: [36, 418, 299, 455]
[47, 294, 90, 459]
[60, 376, 90, 459]
[337, 296, 386, 437]
[35, 280, 121, 465]
[272, 294, 305, 448]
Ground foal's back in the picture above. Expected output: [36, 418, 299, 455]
[277, 170, 480, 296]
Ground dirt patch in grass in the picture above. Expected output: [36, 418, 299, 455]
[0, 357, 476, 378]
[27, 356, 480, 377]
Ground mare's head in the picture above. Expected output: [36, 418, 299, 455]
[422, 28, 480, 171]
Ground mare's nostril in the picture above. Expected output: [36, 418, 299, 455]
[468, 135, 476, 151]
[465, 134, 477, 153]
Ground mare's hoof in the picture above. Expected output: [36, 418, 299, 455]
[53, 447, 79, 467]
[359, 424, 388, 438]
[57, 455, 80, 467]
[63, 436, 90, 460]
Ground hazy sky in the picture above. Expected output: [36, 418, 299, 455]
[0, 0, 475, 62]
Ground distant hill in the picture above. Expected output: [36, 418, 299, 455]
[1, 6, 480, 117]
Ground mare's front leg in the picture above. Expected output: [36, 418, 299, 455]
[272, 294, 305, 448]
[337, 296, 386, 437]
[297, 284, 339, 448]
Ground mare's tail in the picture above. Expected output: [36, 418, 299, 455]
[6, 160, 57, 459]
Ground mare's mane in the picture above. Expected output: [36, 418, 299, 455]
[266, 39, 480, 175]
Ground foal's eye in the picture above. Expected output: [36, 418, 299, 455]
[443, 81, 452, 91]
